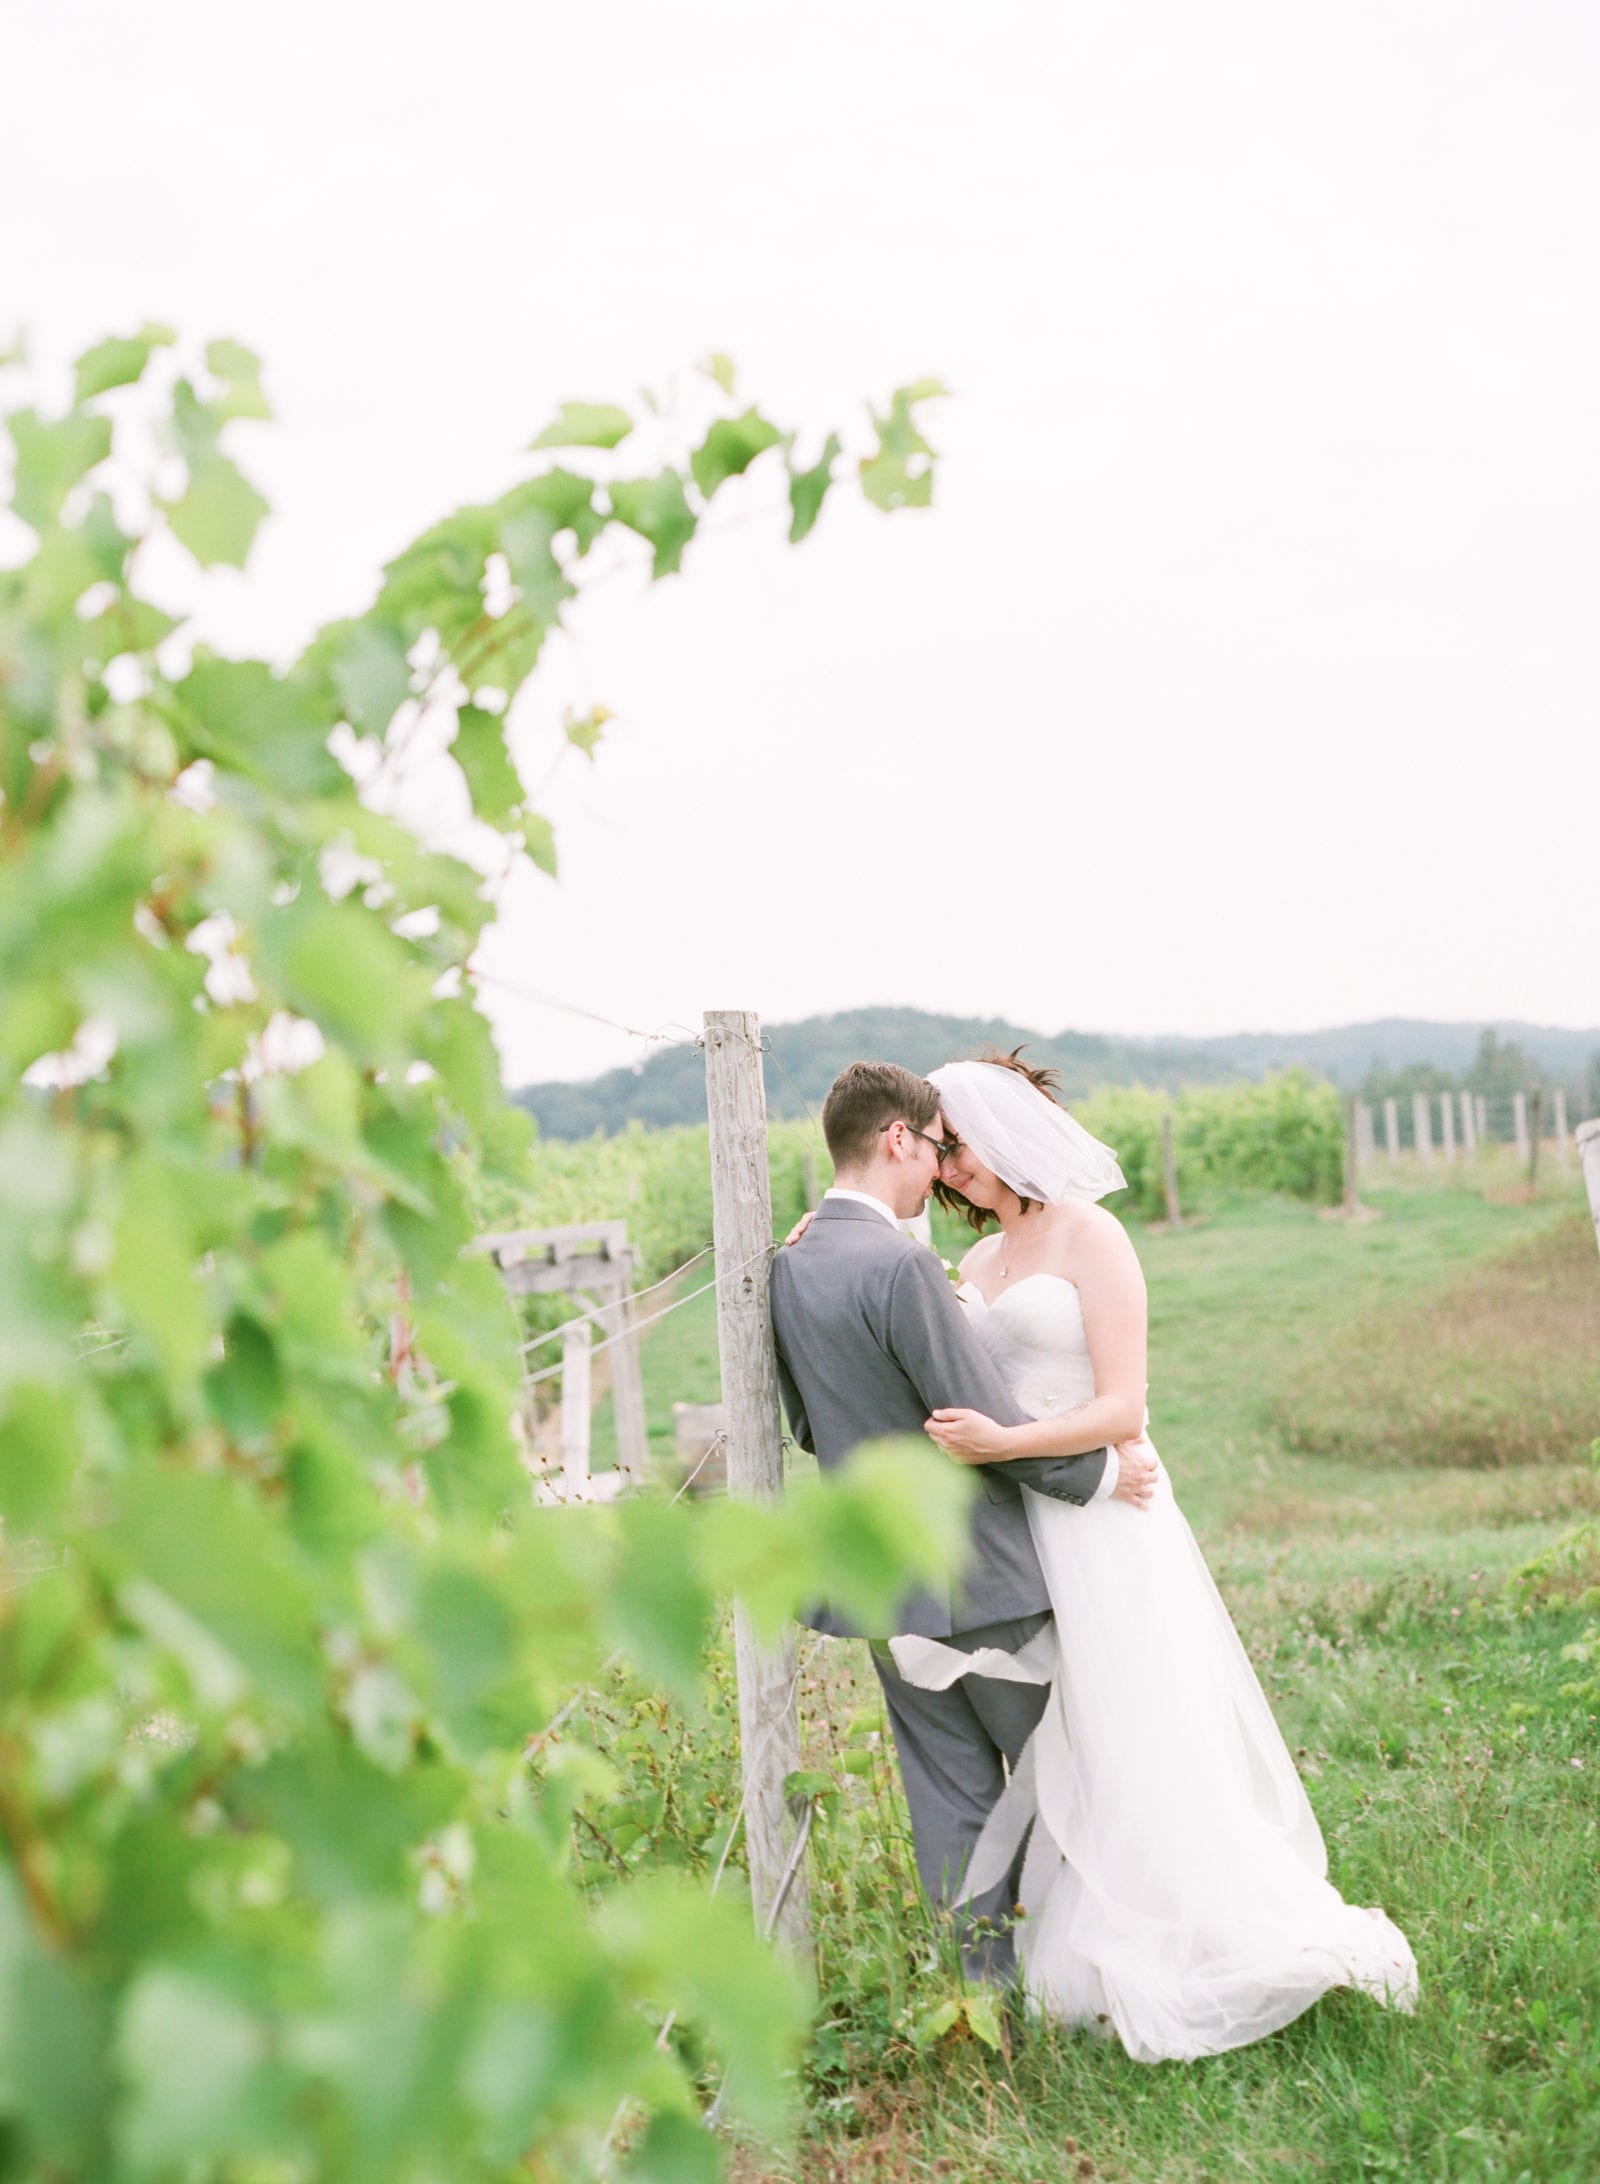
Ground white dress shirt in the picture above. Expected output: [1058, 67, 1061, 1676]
[819, 1189, 1119, 1501]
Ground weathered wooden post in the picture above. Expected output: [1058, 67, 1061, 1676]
[1578, 1120, 1600, 1266]
[1412, 1091, 1433, 1164]
[1343, 1097, 1363, 1215]
[1555, 1086, 1571, 1168]
[1476, 1094, 1489, 1144]
[560, 1319, 592, 1499]
[1528, 1087, 1544, 1186]
[1513, 1091, 1530, 1166]
[1162, 1110, 1182, 1226]
[599, 1249, 649, 1486]
[1384, 1097, 1401, 1163]
[1439, 1091, 1457, 1162]
[1460, 1089, 1477, 1159]
[703, 1009, 811, 1958]
[1359, 1102, 1377, 1167]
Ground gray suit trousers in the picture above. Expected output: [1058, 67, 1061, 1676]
[870, 1609, 1052, 1987]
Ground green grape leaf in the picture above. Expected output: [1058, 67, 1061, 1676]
[0, 1380, 79, 1532]
[519, 811, 557, 876]
[605, 1500, 714, 1710]
[375, 505, 496, 648]
[703, 352, 737, 396]
[452, 704, 525, 827]
[255, 891, 432, 1070]
[117, 1965, 296, 2175]
[0, 1873, 112, 2165]
[110, 1156, 213, 1386]
[498, 466, 602, 554]
[859, 379, 948, 512]
[689, 406, 781, 499]
[205, 336, 271, 421]
[5, 405, 112, 531]
[788, 431, 840, 543]
[80, 596, 181, 664]
[530, 400, 633, 451]
[621, 2111, 723, 2184]
[175, 653, 343, 796]
[73, 326, 173, 402]
[203, 1314, 286, 1445]
[166, 450, 270, 569]
[322, 617, 413, 735]
[608, 470, 696, 577]
[599, 1876, 808, 2136]
[564, 703, 610, 759]
[108, 1467, 323, 1712]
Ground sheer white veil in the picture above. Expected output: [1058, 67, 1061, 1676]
[927, 1060, 1126, 1206]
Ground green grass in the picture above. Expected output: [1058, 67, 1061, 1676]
[580, 1165, 1600, 2181]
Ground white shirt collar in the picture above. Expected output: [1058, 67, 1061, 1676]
[822, 1186, 901, 1228]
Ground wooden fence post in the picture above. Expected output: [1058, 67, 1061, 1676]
[1358, 1102, 1376, 1168]
[703, 1009, 811, 1959]
[1513, 1091, 1530, 1166]
[1476, 1094, 1489, 1143]
[1460, 1089, 1477, 1159]
[1412, 1091, 1433, 1164]
[1555, 1086, 1571, 1168]
[1162, 1110, 1182, 1226]
[1528, 1088, 1544, 1186]
[1439, 1091, 1456, 1162]
[600, 1249, 649, 1486]
[1578, 1120, 1600, 1266]
[1384, 1097, 1401, 1163]
[560, 1319, 592, 1499]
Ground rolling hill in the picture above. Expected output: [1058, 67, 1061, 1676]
[510, 1009, 1600, 1138]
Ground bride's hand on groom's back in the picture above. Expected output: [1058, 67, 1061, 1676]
[1112, 1441, 1158, 1509]
[781, 1209, 816, 1247]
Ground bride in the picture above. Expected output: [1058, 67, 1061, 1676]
[890, 1051, 1418, 2064]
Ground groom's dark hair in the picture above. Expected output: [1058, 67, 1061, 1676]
[822, 1061, 941, 1173]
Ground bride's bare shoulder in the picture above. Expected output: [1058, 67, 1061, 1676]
[1057, 1200, 1143, 1271]
[957, 1232, 1001, 1277]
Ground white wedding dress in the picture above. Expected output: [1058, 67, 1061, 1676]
[891, 1274, 1418, 2063]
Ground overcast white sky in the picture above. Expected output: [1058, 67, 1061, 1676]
[6, 1, 1597, 1084]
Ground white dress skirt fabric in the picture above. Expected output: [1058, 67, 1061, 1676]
[890, 1276, 1418, 2063]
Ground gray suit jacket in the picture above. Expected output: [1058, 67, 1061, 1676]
[768, 1197, 1108, 1639]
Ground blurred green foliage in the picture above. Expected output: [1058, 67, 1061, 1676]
[0, 329, 953, 2179]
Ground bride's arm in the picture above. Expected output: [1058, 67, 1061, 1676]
[925, 1213, 1148, 1462]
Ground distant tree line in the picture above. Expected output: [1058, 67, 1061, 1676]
[513, 1009, 1600, 1139]
[1359, 1029, 1600, 1116]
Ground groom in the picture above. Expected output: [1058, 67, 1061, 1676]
[769, 1060, 1157, 1985]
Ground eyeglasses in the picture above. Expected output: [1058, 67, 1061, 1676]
[881, 1121, 959, 1164]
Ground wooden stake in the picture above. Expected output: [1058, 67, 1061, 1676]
[703, 1009, 811, 1959]
[1384, 1098, 1401, 1163]
[1343, 1097, 1362, 1215]
[560, 1319, 592, 1499]
[1513, 1091, 1530, 1166]
[1412, 1091, 1433, 1164]
[1162, 1110, 1182, 1226]
[600, 1250, 649, 1486]
[1460, 1089, 1477, 1160]
[1476, 1094, 1488, 1144]
[1440, 1091, 1457, 1162]
[1528, 1087, 1543, 1186]
[1578, 1119, 1600, 1267]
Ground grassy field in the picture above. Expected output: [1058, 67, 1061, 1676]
[576, 1157, 1600, 2183]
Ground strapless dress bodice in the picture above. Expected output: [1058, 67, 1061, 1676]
[958, 1275, 1098, 1419]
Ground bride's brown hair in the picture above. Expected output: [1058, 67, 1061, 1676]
[932, 1046, 1067, 1234]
